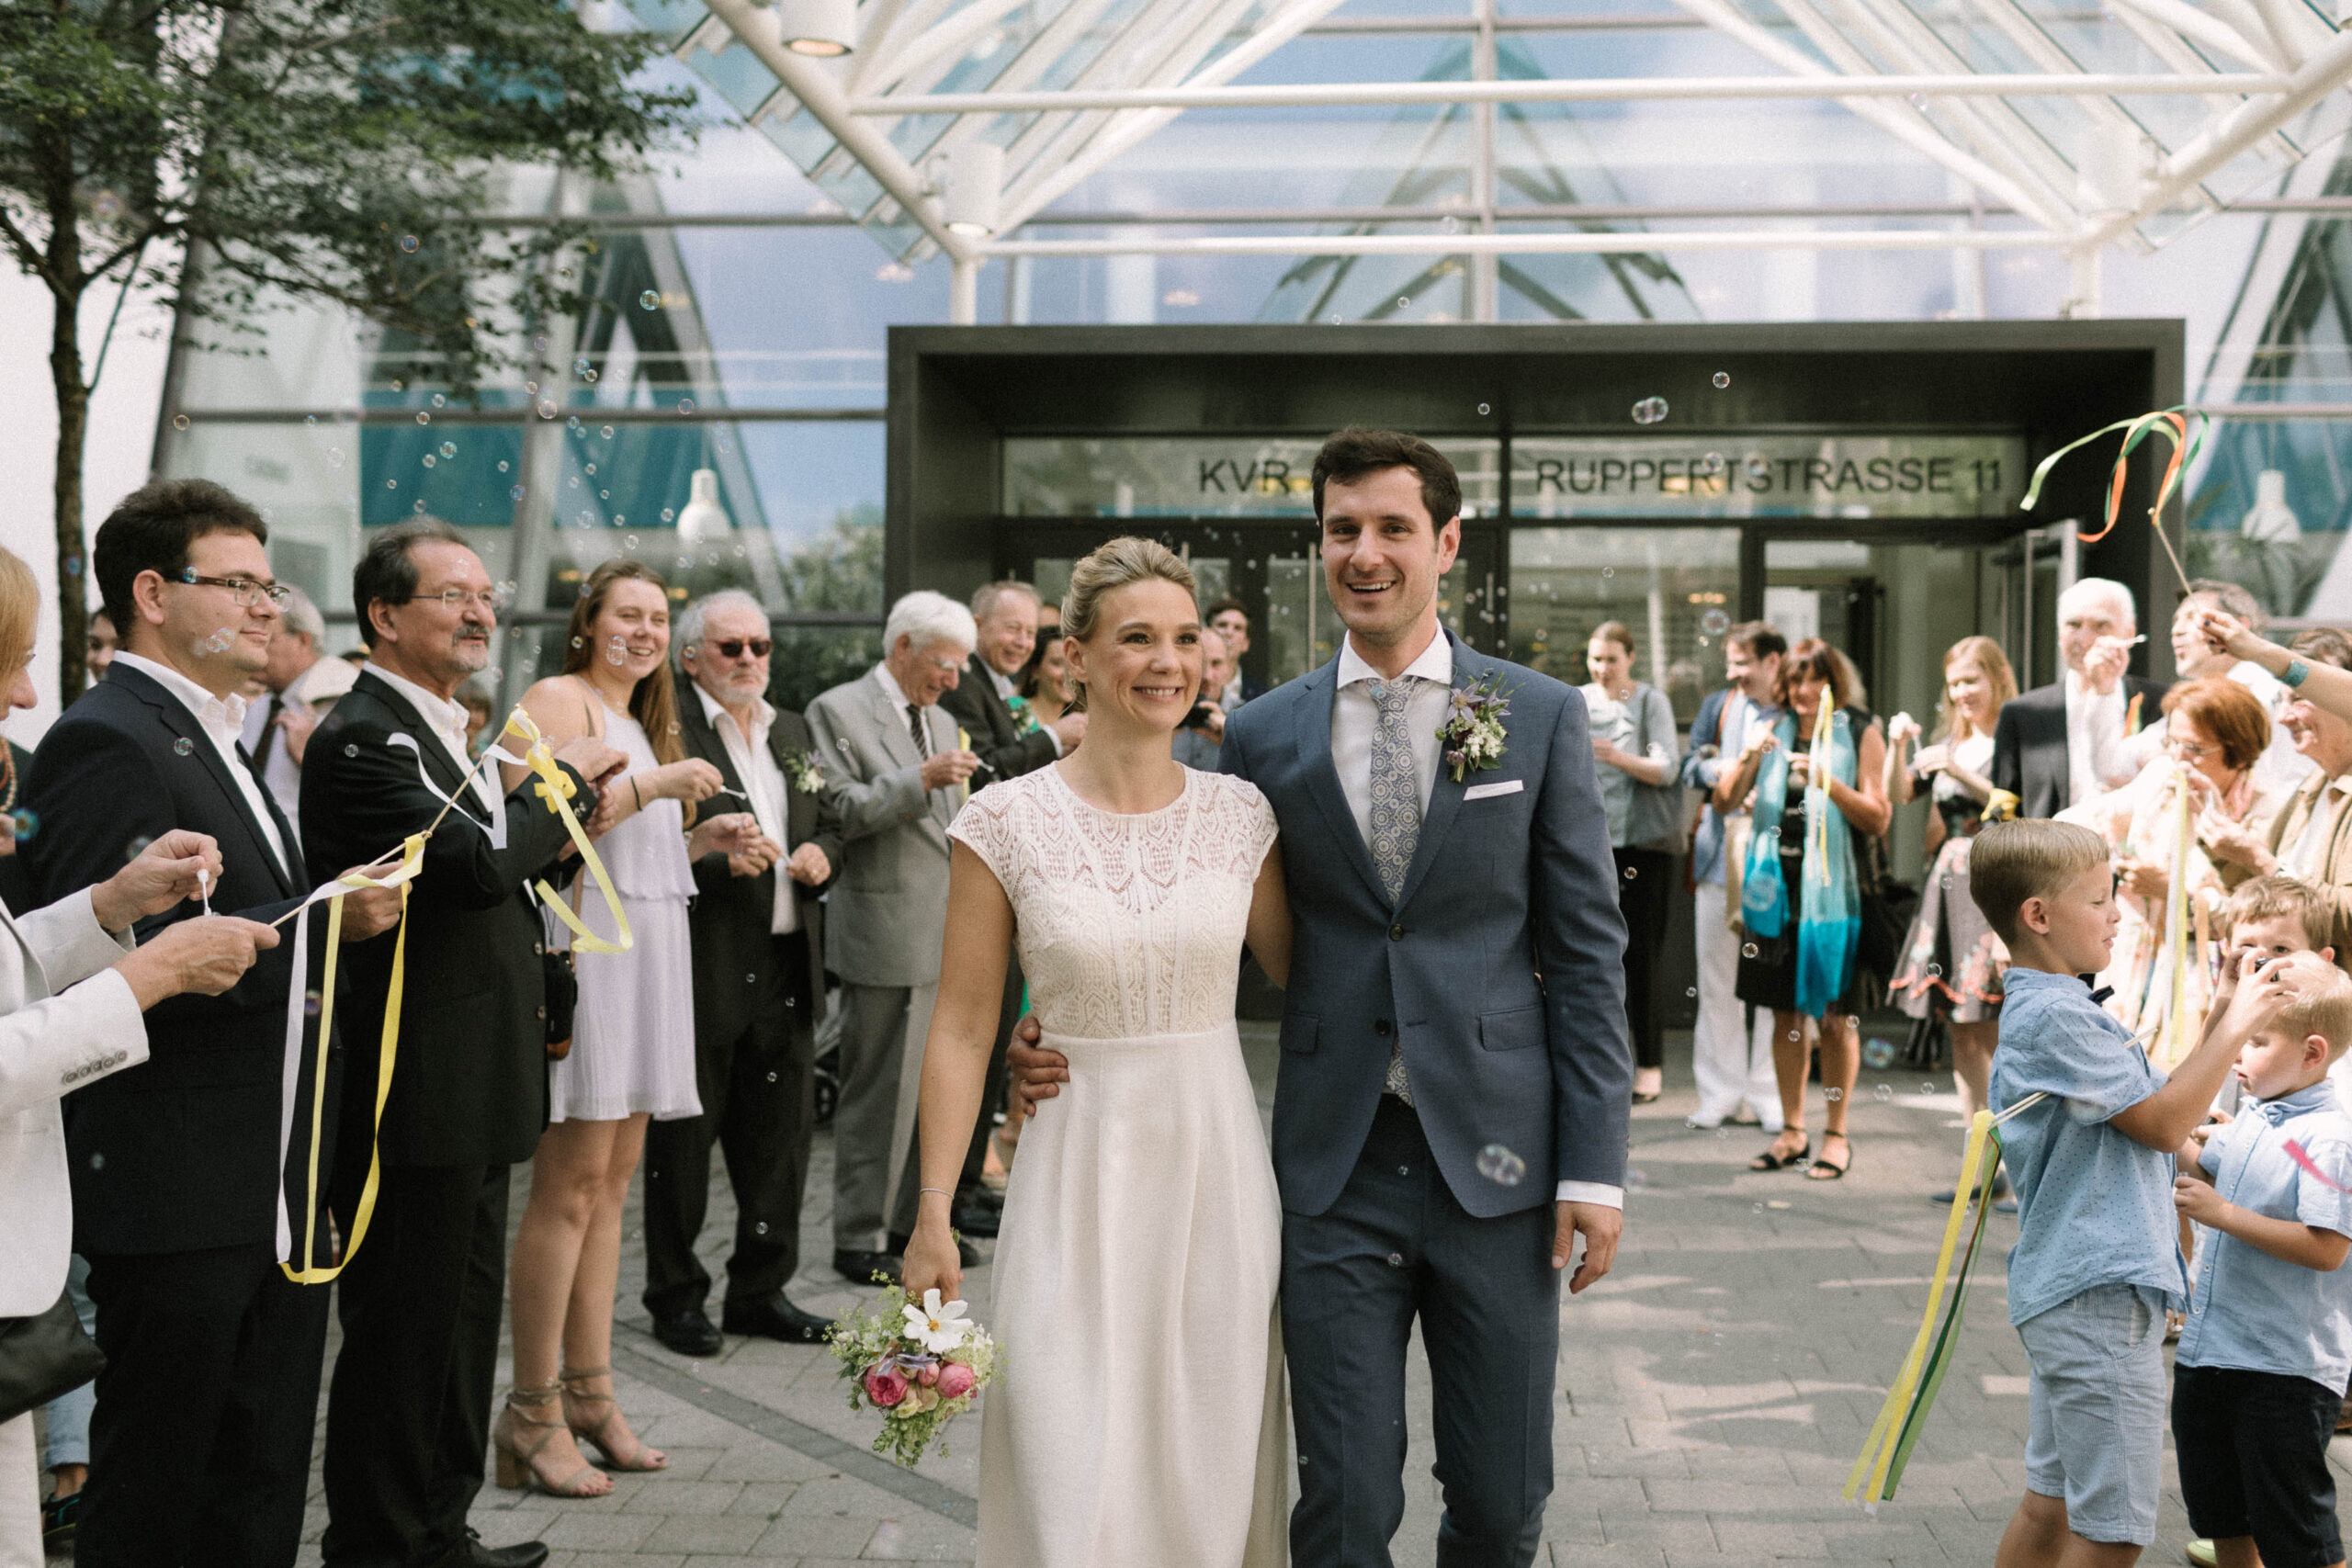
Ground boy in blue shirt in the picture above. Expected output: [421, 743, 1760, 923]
[2172, 953, 2352, 1568]
[1973, 819, 2294, 1567]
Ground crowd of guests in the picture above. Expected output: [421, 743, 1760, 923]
[4, 473, 1234, 1568]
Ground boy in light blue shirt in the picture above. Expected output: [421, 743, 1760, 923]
[1973, 819, 2293, 1566]
[2172, 953, 2352, 1568]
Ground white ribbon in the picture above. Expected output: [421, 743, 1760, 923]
[385, 732, 526, 852]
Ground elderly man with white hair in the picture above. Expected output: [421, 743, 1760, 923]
[806, 590, 982, 1285]
[1992, 575, 2172, 820]
[640, 590, 845, 1355]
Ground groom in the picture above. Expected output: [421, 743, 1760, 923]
[1016, 427, 1632, 1565]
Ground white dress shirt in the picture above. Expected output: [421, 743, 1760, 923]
[694, 683, 798, 934]
[112, 651, 289, 878]
[2064, 671, 2129, 808]
[2287, 774, 2352, 881]
[363, 662, 498, 814]
[1330, 630, 1622, 1213]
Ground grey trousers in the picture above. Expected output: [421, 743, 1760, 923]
[1283, 1097, 1560, 1568]
[831, 981, 933, 1252]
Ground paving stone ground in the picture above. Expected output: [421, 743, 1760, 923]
[219, 1025, 2352, 1565]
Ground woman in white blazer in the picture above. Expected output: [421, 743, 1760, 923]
[0, 543, 281, 1568]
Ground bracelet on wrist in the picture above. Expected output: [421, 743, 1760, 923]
[2283, 657, 2311, 689]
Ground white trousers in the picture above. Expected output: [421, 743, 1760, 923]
[1691, 880, 1783, 1130]
[0, 1414, 36, 1568]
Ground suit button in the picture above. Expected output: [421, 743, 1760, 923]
[536, 1005, 548, 1021]
[1374, 1019, 1392, 1036]
[534, 943, 546, 956]
[1388, 924, 1405, 942]
[1386, 1252, 1404, 1268]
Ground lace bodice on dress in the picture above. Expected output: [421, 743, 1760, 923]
[949, 765, 1279, 1040]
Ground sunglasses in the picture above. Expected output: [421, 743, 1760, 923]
[706, 637, 772, 659]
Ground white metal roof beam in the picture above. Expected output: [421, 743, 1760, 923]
[847, 70, 2292, 110]
[985, 228, 2064, 254]
[2102, 0, 2281, 72]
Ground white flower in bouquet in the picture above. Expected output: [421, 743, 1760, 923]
[901, 1288, 971, 1354]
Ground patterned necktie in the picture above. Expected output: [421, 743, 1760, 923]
[907, 703, 932, 761]
[1368, 677, 1422, 1103]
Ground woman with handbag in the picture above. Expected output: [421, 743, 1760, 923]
[0, 540, 280, 1568]
[1716, 637, 1891, 1181]
[496, 561, 759, 1497]
[1584, 622, 1684, 1104]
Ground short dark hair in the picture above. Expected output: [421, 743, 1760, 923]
[1728, 621, 1787, 660]
[93, 479, 268, 635]
[1311, 428, 1461, 531]
[353, 518, 466, 648]
[1203, 598, 1250, 629]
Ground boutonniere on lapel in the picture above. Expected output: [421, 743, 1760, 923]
[1438, 673, 1512, 784]
[1005, 694, 1041, 735]
[783, 750, 827, 795]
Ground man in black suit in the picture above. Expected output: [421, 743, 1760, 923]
[26, 479, 401, 1568]
[303, 520, 619, 1568]
[1992, 575, 2171, 820]
[933, 581, 1078, 1236]
[639, 591, 845, 1355]
[1206, 598, 1272, 708]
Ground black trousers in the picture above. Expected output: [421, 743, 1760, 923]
[321, 1162, 512, 1568]
[956, 951, 1023, 1198]
[1283, 1098, 1561, 1568]
[1613, 847, 1673, 1071]
[74, 1241, 330, 1568]
[643, 931, 817, 1315]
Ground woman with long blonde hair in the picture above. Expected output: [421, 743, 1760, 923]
[495, 560, 758, 1496]
[1886, 635, 2017, 1132]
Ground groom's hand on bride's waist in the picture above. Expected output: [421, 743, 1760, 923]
[1555, 1201, 1622, 1295]
[1008, 1013, 1068, 1118]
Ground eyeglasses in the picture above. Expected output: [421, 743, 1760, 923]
[924, 654, 963, 674]
[2165, 735, 2215, 761]
[705, 637, 772, 660]
[175, 571, 290, 609]
[398, 584, 514, 614]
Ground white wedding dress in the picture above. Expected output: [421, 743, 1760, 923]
[949, 762, 1289, 1568]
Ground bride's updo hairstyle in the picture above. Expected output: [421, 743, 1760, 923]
[1059, 536, 1197, 715]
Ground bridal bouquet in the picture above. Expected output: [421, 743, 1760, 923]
[829, 1286, 1000, 1468]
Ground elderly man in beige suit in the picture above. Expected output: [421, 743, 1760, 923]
[806, 591, 981, 1286]
[2208, 629, 2352, 954]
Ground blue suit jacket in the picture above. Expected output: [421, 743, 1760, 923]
[1221, 632, 1633, 1220]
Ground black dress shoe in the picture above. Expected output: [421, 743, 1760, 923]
[723, 1294, 836, 1345]
[650, 1307, 723, 1357]
[424, 1528, 549, 1568]
[888, 1231, 980, 1268]
[833, 1248, 901, 1285]
[953, 1203, 1000, 1238]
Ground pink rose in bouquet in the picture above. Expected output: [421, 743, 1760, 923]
[863, 1366, 910, 1408]
[935, 1361, 977, 1401]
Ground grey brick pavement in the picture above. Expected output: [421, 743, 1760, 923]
[201, 1027, 2352, 1564]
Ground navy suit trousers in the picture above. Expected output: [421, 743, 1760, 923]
[1283, 1098, 1561, 1568]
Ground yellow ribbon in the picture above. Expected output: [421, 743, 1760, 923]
[281, 835, 427, 1284]
[501, 707, 634, 956]
[1804, 699, 1835, 886]
[2155, 764, 2199, 1068]
[1981, 788, 2020, 824]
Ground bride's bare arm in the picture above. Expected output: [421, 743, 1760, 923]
[902, 842, 1013, 1304]
[1245, 841, 1291, 989]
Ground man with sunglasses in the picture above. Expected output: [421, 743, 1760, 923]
[640, 591, 843, 1354]
[25, 479, 403, 1568]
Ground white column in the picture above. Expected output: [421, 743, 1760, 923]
[950, 256, 981, 325]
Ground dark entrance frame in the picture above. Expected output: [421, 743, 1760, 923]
[888, 318, 2189, 682]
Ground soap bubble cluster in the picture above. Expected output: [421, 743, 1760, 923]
[1632, 396, 1668, 424]
[1476, 1144, 1527, 1186]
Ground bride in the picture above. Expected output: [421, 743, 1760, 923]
[901, 536, 1293, 1566]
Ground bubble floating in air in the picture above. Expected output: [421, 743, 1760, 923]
[1476, 1144, 1527, 1186]
[174, 738, 195, 757]
[1861, 1037, 1895, 1069]
[1701, 608, 1731, 637]
[1713, 371, 1731, 389]
[639, 290, 661, 310]
[439, 442, 456, 458]
[10, 808, 37, 843]
[399, 234, 418, 253]
[1632, 396, 1668, 424]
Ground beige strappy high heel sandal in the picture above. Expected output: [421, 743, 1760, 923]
[492, 1382, 613, 1497]
[560, 1366, 667, 1472]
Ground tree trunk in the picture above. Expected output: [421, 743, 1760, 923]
[51, 286, 88, 708]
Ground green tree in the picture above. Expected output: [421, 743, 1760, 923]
[0, 0, 695, 699]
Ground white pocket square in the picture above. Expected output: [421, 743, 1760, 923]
[1464, 779, 1524, 801]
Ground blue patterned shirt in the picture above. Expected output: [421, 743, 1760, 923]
[1992, 967, 2188, 1325]
[2178, 1079, 2352, 1389]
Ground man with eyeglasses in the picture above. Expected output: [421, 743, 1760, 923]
[23, 479, 404, 1568]
[301, 519, 622, 1568]
[639, 590, 843, 1355]
[806, 591, 981, 1285]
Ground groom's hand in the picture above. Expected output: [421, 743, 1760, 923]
[1006, 1012, 1069, 1119]
[1554, 1201, 1621, 1294]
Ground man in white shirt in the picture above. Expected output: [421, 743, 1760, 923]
[1992, 576, 2172, 819]
[239, 586, 358, 836]
[640, 591, 843, 1355]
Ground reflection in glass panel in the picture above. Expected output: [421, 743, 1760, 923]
[1509, 527, 1741, 722]
[1004, 437, 1501, 518]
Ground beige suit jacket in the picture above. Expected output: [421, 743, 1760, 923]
[2265, 769, 2352, 958]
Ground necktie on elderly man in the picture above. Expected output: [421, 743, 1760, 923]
[1369, 677, 1422, 1105]
[907, 704, 932, 761]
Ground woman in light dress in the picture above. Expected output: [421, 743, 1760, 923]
[903, 538, 1293, 1567]
[496, 561, 759, 1496]
[1885, 636, 2015, 1118]
[1580, 619, 1681, 1104]
[2056, 675, 2286, 1065]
